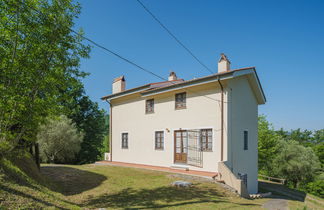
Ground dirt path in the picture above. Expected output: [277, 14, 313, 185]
[262, 199, 288, 210]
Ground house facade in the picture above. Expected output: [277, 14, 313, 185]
[102, 54, 266, 195]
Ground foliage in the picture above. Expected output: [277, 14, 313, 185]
[37, 115, 84, 163]
[271, 140, 321, 188]
[313, 142, 324, 168]
[63, 91, 107, 164]
[0, 0, 89, 155]
[100, 114, 110, 158]
[258, 115, 281, 174]
[304, 180, 324, 198]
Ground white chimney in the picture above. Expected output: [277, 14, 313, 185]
[112, 76, 125, 94]
[218, 53, 231, 73]
[168, 71, 177, 81]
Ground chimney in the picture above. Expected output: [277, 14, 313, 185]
[112, 76, 125, 94]
[218, 53, 231, 73]
[168, 71, 177, 81]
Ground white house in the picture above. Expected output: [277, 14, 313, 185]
[101, 54, 266, 195]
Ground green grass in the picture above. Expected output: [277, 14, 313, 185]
[0, 156, 79, 209]
[40, 164, 265, 209]
[1, 157, 323, 209]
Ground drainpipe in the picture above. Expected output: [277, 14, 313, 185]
[217, 78, 224, 162]
[106, 100, 112, 162]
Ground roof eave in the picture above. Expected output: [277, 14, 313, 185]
[101, 84, 150, 101]
[141, 73, 234, 97]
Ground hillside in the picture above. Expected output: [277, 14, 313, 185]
[0, 154, 79, 209]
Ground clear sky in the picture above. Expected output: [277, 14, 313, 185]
[75, 0, 324, 131]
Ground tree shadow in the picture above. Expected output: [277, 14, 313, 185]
[41, 165, 107, 196]
[0, 183, 69, 209]
[259, 181, 306, 202]
[83, 185, 259, 209]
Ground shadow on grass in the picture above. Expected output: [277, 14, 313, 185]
[41, 165, 106, 196]
[259, 181, 306, 202]
[83, 185, 259, 209]
[0, 184, 69, 210]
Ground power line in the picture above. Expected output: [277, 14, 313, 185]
[22, 2, 228, 103]
[135, 0, 214, 74]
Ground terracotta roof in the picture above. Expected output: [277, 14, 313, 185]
[148, 79, 184, 90]
[141, 67, 255, 94]
[113, 75, 125, 82]
[101, 67, 265, 103]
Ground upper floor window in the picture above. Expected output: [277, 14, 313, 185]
[244, 130, 248, 150]
[122, 133, 128, 149]
[155, 131, 164, 150]
[175, 92, 186, 109]
[200, 129, 213, 151]
[146, 99, 154, 114]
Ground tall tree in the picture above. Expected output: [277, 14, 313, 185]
[258, 115, 281, 174]
[0, 0, 89, 155]
[67, 95, 107, 164]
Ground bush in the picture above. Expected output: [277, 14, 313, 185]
[304, 180, 324, 198]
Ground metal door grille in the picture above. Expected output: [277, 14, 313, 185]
[187, 130, 203, 167]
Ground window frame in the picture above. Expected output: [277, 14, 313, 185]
[243, 130, 248, 150]
[155, 131, 164, 150]
[145, 99, 154, 114]
[200, 129, 213, 152]
[121, 133, 128, 149]
[175, 92, 186, 110]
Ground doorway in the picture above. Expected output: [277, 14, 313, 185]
[174, 130, 187, 163]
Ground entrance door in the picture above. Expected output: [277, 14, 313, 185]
[174, 130, 188, 163]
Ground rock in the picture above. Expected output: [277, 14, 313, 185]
[172, 180, 192, 187]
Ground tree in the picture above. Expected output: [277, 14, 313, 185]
[272, 140, 321, 188]
[288, 128, 313, 147]
[69, 96, 107, 164]
[0, 0, 89, 155]
[313, 129, 324, 144]
[258, 115, 281, 174]
[313, 142, 324, 168]
[37, 115, 84, 163]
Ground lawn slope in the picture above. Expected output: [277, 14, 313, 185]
[0, 155, 79, 209]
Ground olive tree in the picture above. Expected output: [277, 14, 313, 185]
[37, 115, 84, 163]
[272, 140, 321, 188]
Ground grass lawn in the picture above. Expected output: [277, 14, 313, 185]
[1, 160, 323, 209]
[41, 164, 266, 209]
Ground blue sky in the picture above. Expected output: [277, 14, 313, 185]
[75, 0, 324, 130]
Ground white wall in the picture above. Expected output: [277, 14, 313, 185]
[110, 82, 223, 172]
[227, 76, 259, 194]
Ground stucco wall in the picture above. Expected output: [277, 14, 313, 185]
[227, 76, 259, 194]
[110, 82, 224, 172]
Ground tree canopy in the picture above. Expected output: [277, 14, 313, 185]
[37, 115, 84, 163]
[0, 0, 90, 155]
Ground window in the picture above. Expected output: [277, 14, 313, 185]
[175, 92, 186, 109]
[155, 131, 164, 150]
[146, 99, 154, 113]
[122, 133, 128, 149]
[200, 129, 213, 151]
[244, 131, 248, 150]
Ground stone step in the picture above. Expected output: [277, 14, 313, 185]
[170, 165, 189, 171]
